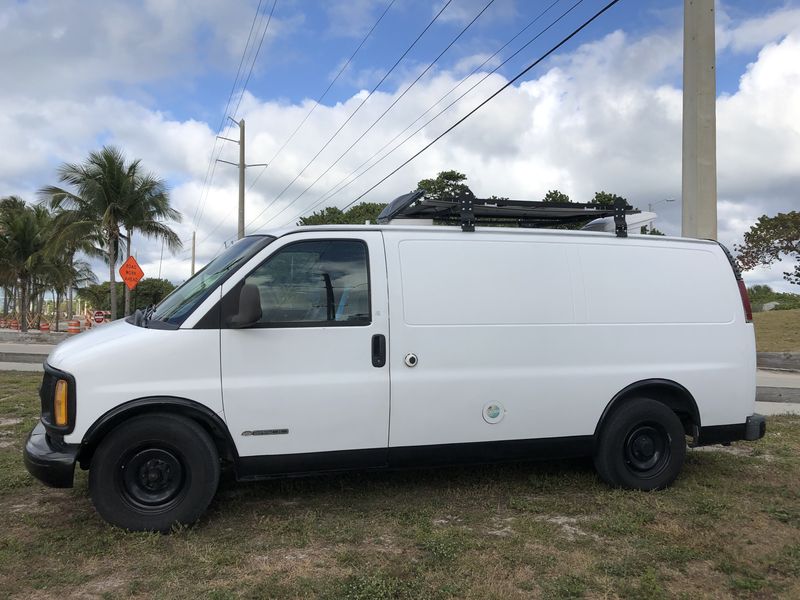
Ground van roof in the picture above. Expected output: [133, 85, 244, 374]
[255, 223, 719, 247]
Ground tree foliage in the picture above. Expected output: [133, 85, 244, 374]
[76, 278, 175, 315]
[746, 284, 800, 311]
[40, 145, 182, 319]
[735, 211, 800, 286]
[298, 203, 386, 226]
[298, 172, 476, 226]
[0, 197, 98, 330]
[417, 170, 474, 201]
[543, 190, 571, 203]
[591, 191, 630, 208]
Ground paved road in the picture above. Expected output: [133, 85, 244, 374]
[757, 369, 800, 388]
[0, 343, 54, 355]
[755, 401, 800, 416]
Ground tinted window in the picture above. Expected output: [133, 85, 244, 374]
[244, 240, 370, 326]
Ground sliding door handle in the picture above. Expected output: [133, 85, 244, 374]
[371, 334, 386, 368]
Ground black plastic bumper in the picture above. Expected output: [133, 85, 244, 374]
[23, 421, 78, 488]
[696, 414, 767, 446]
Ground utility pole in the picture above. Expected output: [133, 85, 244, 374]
[191, 231, 196, 276]
[217, 118, 268, 240]
[682, 0, 717, 240]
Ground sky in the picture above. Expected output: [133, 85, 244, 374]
[1, 0, 798, 291]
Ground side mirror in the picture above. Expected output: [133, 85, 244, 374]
[228, 284, 262, 329]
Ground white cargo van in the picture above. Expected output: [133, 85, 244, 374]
[24, 194, 765, 531]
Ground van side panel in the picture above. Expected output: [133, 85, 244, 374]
[385, 231, 755, 450]
[386, 232, 592, 447]
[579, 243, 755, 428]
[399, 239, 574, 325]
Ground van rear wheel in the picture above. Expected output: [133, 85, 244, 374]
[89, 413, 220, 532]
[594, 399, 686, 491]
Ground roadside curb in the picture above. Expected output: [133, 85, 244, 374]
[757, 386, 800, 404]
[757, 352, 800, 372]
[0, 352, 46, 364]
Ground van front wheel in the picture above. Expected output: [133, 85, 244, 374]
[594, 399, 686, 491]
[89, 413, 220, 532]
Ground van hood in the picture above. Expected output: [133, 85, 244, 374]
[48, 319, 169, 373]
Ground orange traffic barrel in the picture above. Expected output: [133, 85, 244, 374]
[40, 322, 50, 333]
[67, 320, 81, 335]
[10, 319, 19, 330]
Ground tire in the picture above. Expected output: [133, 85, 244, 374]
[89, 413, 220, 532]
[593, 398, 686, 491]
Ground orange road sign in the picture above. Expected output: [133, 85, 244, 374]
[119, 256, 145, 290]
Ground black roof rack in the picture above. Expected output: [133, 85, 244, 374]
[376, 190, 637, 237]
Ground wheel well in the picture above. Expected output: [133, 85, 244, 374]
[77, 398, 238, 470]
[594, 379, 701, 440]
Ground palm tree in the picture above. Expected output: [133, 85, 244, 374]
[0, 198, 51, 332]
[47, 206, 104, 320]
[122, 172, 182, 316]
[0, 197, 26, 317]
[40, 146, 181, 320]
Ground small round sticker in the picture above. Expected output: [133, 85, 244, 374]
[483, 402, 505, 424]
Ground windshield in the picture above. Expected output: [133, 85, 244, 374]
[149, 235, 274, 326]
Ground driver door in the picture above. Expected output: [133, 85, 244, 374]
[220, 232, 390, 474]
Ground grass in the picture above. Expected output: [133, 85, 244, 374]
[1, 371, 800, 599]
[753, 308, 800, 352]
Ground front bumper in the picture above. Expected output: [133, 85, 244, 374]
[23, 421, 78, 488]
[696, 414, 767, 446]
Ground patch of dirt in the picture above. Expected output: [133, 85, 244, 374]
[486, 516, 516, 537]
[691, 444, 775, 461]
[249, 544, 348, 581]
[2, 487, 72, 515]
[0, 418, 23, 427]
[432, 514, 462, 526]
[0, 440, 14, 449]
[67, 575, 130, 599]
[534, 515, 600, 541]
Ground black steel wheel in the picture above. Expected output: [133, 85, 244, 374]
[89, 413, 220, 532]
[594, 398, 686, 491]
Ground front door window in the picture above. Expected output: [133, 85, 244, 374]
[243, 239, 370, 327]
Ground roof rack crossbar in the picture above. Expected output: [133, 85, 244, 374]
[376, 191, 639, 237]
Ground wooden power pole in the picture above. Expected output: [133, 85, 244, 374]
[682, 0, 717, 240]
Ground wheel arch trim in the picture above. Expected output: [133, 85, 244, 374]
[594, 378, 701, 440]
[78, 397, 238, 468]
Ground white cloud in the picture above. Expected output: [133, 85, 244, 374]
[717, 5, 800, 53]
[0, 0, 289, 98]
[434, 0, 517, 25]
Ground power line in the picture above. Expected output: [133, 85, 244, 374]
[247, 0, 397, 193]
[306, 0, 563, 215]
[200, 0, 395, 248]
[192, 0, 265, 230]
[230, 0, 279, 125]
[277, 0, 575, 228]
[255, 0, 496, 231]
[243, 0, 454, 232]
[337, 0, 623, 213]
[196, 1, 279, 245]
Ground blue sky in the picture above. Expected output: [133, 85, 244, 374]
[1, 0, 799, 289]
[134, 0, 787, 119]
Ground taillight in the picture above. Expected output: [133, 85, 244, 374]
[737, 279, 753, 323]
[716, 241, 753, 324]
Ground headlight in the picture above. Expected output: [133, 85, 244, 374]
[54, 379, 69, 427]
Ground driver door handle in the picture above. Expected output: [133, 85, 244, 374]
[371, 334, 386, 368]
